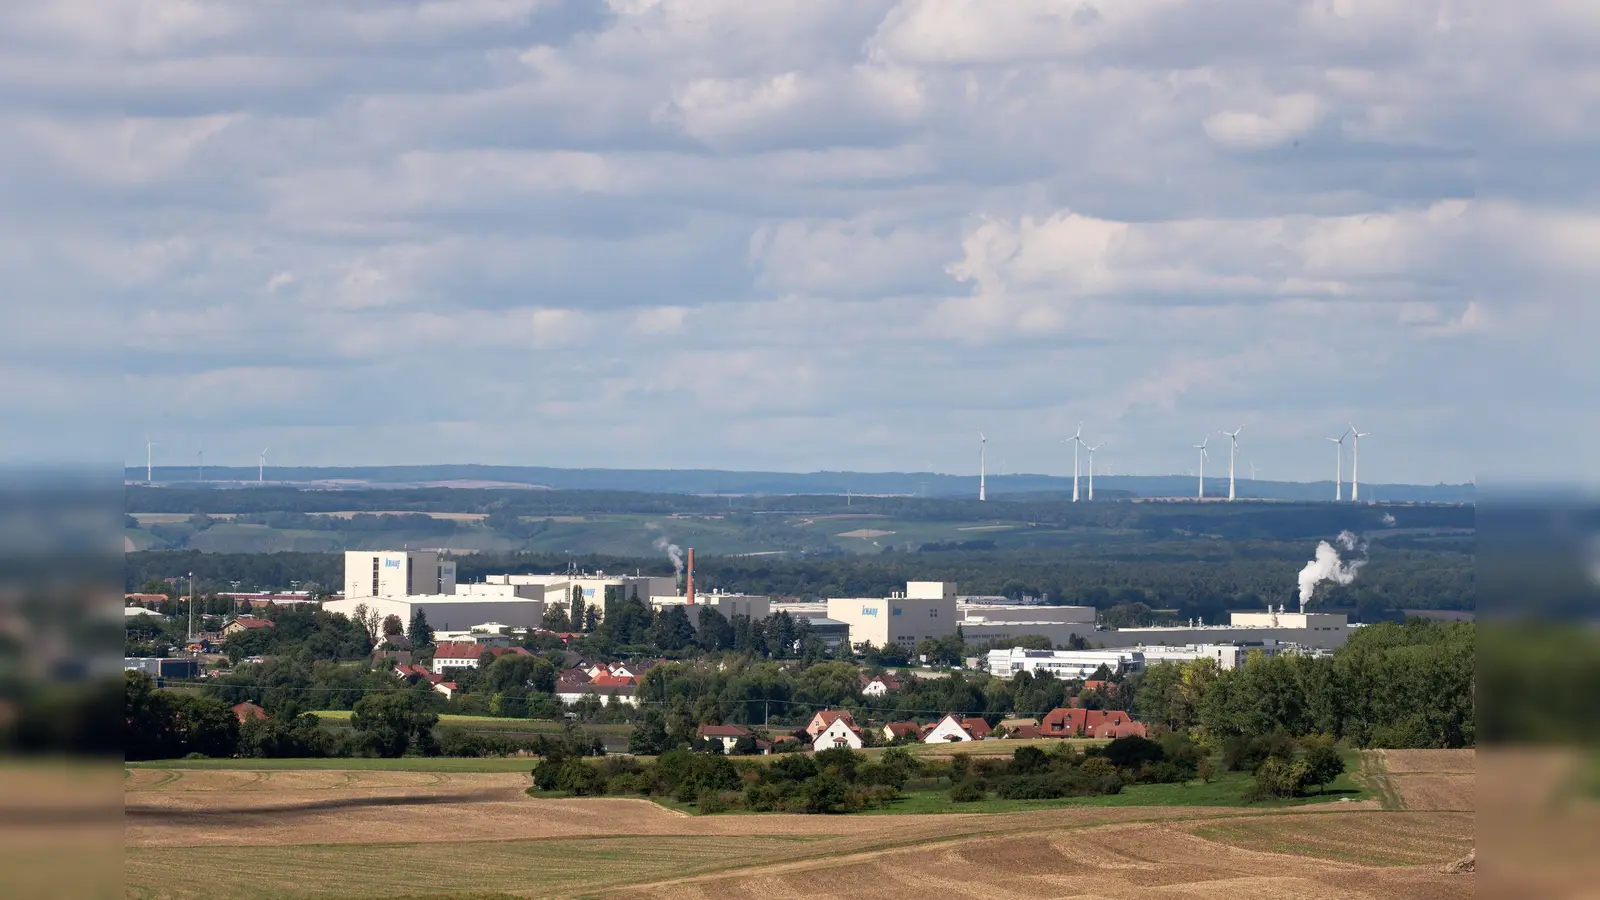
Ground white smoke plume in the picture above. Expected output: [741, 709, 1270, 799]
[653, 536, 684, 582]
[1381, 512, 1396, 527]
[1297, 532, 1367, 611]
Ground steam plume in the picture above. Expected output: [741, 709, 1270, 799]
[653, 536, 684, 581]
[1381, 512, 1396, 527]
[1297, 532, 1366, 611]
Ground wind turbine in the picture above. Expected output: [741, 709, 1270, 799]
[1067, 423, 1084, 502]
[144, 436, 157, 483]
[1084, 443, 1102, 501]
[1193, 437, 1209, 499]
[1325, 428, 1350, 501]
[1222, 425, 1244, 501]
[1248, 461, 1258, 481]
[197, 450, 204, 483]
[977, 432, 986, 501]
[258, 447, 270, 484]
[1348, 424, 1371, 502]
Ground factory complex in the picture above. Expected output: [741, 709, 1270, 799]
[322, 549, 1353, 659]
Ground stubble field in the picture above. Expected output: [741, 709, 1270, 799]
[125, 751, 1475, 900]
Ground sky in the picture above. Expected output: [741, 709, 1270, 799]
[11, 1, 1595, 483]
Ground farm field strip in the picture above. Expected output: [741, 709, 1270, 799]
[1188, 811, 1474, 867]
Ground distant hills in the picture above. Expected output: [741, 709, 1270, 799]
[125, 464, 1475, 504]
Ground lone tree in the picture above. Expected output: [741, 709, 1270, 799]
[570, 586, 587, 632]
[1301, 743, 1346, 794]
[406, 610, 434, 647]
[382, 614, 405, 636]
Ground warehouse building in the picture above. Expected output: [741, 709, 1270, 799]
[343, 550, 457, 600]
[322, 595, 546, 632]
[984, 648, 1144, 679]
[650, 592, 771, 624]
[827, 582, 958, 651]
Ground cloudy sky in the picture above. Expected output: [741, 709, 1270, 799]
[15, 1, 1594, 483]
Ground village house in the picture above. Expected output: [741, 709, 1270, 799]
[922, 714, 992, 743]
[696, 723, 754, 753]
[883, 721, 922, 743]
[805, 709, 858, 738]
[222, 616, 274, 637]
[812, 717, 863, 751]
[555, 669, 639, 707]
[430, 642, 530, 675]
[859, 673, 904, 697]
[1040, 707, 1147, 738]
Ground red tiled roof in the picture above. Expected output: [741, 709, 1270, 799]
[1040, 707, 1139, 737]
[229, 616, 274, 630]
[961, 717, 992, 739]
[884, 721, 921, 739]
[1007, 724, 1042, 739]
[810, 710, 859, 733]
[485, 646, 531, 659]
[698, 724, 752, 739]
[433, 642, 491, 662]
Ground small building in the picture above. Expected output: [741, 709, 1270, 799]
[1039, 707, 1144, 739]
[805, 709, 858, 738]
[860, 673, 904, 696]
[697, 723, 753, 753]
[125, 657, 201, 679]
[813, 717, 863, 751]
[883, 721, 922, 743]
[231, 702, 269, 723]
[555, 671, 638, 707]
[222, 616, 275, 636]
[924, 714, 986, 743]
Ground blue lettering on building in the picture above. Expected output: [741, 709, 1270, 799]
[863, 607, 878, 617]
[383, 559, 402, 568]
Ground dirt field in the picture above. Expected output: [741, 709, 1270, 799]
[125, 756, 1476, 900]
[1368, 749, 1474, 811]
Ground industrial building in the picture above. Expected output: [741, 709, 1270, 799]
[483, 572, 676, 622]
[1134, 642, 1284, 670]
[957, 602, 1096, 647]
[1093, 611, 1353, 651]
[827, 582, 958, 651]
[343, 550, 457, 600]
[322, 595, 547, 632]
[984, 648, 1144, 679]
[650, 592, 771, 625]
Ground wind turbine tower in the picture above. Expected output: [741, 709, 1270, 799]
[1193, 437, 1209, 499]
[259, 447, 270, 484]
[978, 432, 986, 501]
[1223, 425, 1244, 501]
[1084, 443, 1102, 501]
[145, 436, 157, 483]
[1068, 423, 1084, 502]
[1349, 424, 1371, 502]
[197, 450, 204, 483]
[1326, 428, 1349, 501]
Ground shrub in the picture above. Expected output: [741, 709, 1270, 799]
[1080, 756, 1117, 780]
[605, 773, 648, 796]
[1244, 756, 1302, 802]
[554, 759, 600, 796]
[1103, 735, 1164, 770]
[744, 782, 782, 812]
[802, 774, 850, 814]
[997, 774, 1065, 800]
[949, 779, 986, 803]
[769, 752, 818, 783]
[697, 788, 728, 814]
[1300, 743, 1345, 794]
[1011, 745, 1048, 774]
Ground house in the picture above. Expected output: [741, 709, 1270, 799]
[434, 681, 458, 700]
[1040, 707, 1144, 738]
[1081, 680, 1118, 697]
[231, 702, 269, 723]
[697, 723, 754, 753]
[1005, 724, 1042, 739]
[222, 616, 274, 636]
[813, 717, 863, 751]
[556, 671, 639, 707]
[998, 717, 1039, 732]
[961, 717, 993, 739]
[883, 721, 922, 743]
[805, 709, 858, 738]
[922, 714, 977, 743]
[432, 641, 491, 673]
[860, 673, 904, 696]
[394, 663, 444, 685]
[125, 593, 168, 608]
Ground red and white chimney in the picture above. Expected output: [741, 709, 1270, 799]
[685, 547, 696, 606]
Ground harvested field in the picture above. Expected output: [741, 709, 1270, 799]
[125, 766, 1475, 900]
[836, 528, 893, 538]
[1369, 749, 1474, 811]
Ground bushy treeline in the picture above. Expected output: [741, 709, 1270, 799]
[1133, 620, 1475, 748]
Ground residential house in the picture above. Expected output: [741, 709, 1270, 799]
[813, 717, 863, 751]
[1005, 723, 1042, 739]
[883, 721, 922, 743]
[231, 701, 268, 723]
[922, 714, 991, 743]
[431, 642, 530, 675]
[556, 670, 638, 707]
[433, 681, 458, 700]
[697, 723, 754, 753]
[860, 673, 904, 697]
[805, 709, 858, 738]
[1039, 707, 1145, 738]
[222, 616, 274, 637]
[125, 593, 168, 608]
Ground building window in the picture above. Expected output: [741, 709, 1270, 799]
[371, 558, 380, 596]
[406, 557, 414, 594]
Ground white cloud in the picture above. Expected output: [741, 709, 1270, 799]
[1204, 93, 1325, 150]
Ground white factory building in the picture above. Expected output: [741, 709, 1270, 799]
[1094, 611, 1353, 651]
[985, 648, 1144, 679]
[956, 602, 1096, 647]
[344, 550, 457, 600]
[650, 592, 772, 625]
[322, 595, 547, 632]
[482, 573, 676, 622]
[827, 582, 958, 651]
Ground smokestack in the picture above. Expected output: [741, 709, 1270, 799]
[686, 547, 695, 606]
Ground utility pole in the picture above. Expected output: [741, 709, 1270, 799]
[187, 571, 195, 644]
